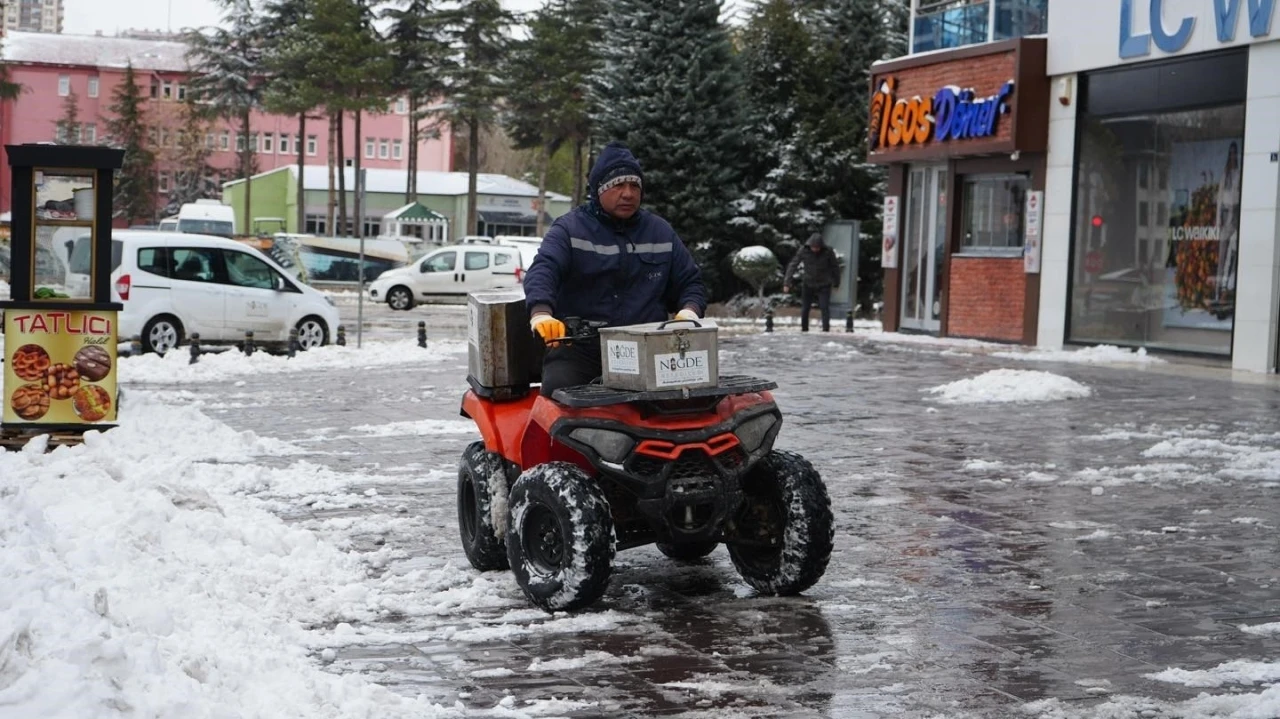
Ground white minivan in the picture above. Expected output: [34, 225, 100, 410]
[367, 244, 523, 310]
[109, 231, 340, 354]
[156, 200, 236, 238]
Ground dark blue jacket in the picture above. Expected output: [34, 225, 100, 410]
[523, 204, 707, 326]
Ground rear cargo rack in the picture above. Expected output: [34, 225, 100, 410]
[551, 375, 777, 408]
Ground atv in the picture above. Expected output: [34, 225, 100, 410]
[457, 318, 834, 612]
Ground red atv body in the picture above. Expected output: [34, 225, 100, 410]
[458, 333, 833, 612]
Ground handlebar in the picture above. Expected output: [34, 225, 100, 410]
[538, 316, 608, 346]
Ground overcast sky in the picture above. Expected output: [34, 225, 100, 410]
[62, 0, 550, 36]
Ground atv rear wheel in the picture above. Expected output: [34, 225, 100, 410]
[656, 541, 718, 561]
[507, 462, 616, 612]
[727, 450, 833, 595]
[457, 441, 511, 571]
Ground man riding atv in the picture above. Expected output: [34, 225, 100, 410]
[522, 141, 706, 395]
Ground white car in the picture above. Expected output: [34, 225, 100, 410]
[109, 231, 340, 354]
[368, 244, 523, 310]
[493, 235, 542, 272]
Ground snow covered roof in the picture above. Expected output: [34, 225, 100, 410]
[224, 165, 570, 202]
[1, 32, 191, 72]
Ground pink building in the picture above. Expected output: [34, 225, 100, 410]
[0, 31, 453, 219]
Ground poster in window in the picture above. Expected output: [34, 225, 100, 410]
[881, 196, 899, 269]
[1162, 139, 1240, 331]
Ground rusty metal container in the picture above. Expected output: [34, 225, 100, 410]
[467, 290, 540, 400]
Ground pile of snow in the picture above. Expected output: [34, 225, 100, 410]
[0, 278, 10, 300]
[119, 339, 466, 384]
[993, 344, 1165, 365]
[925, 369, 1092, 404]
[0, 396, 468, 717]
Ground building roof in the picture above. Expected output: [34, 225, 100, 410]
[2, 31, 190, 72]
[384, 202, 448, 222]
[224, 165, 571, 202]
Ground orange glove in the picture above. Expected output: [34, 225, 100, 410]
[530, 313, 566, 342]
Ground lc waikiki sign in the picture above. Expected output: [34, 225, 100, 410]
[1119, 0, 1276, 57]
[871, 77, 1016, 150]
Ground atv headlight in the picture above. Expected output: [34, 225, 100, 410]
[569, 428, 635, 464]
[734, 413, 778, 453]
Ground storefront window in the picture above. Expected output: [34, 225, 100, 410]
[1070, 52, 1247, 356]
[961, 174, 1027, 251]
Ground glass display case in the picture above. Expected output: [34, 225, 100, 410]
[30, 169, 96, 302]
[2, 144, 124, 433]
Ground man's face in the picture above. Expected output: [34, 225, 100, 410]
[599, 181, 641, 220]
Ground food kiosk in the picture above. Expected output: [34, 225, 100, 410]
[1, 145, 124, 445]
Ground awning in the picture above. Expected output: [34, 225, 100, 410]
[383, 202, 448, 222]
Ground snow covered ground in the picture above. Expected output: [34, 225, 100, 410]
[2, 334, 1278, 718]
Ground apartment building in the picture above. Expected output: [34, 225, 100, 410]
[0, 31, 453, 219]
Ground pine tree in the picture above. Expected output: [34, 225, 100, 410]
[186, 0, 264, 235]
[105, 63, 157, 223]
[591, 0, 748, 298]
[502, 3, 579, 235]
[733, 0, 827, 260]
[295, 0, 394, 237]
[261, 0, 326, 233]
[432, 0, 514, 235]
[341, 0, 395, 239]
[0, 36, 20, 102]
[54, 90, 81, 144]
[384, 0, 450, 204]
[805, 0, 907, 311]
[165, 96, 218, 216]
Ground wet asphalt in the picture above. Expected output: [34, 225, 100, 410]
[153, 302, 1280, 718]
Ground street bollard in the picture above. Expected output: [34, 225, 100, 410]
[288, 327, 300, 358]
[417, 320, 427, 348]
[130, 334, 142, 356]
[764, 306, 774, 333]
[189, 333, 201, 365]
[244, 330, 255, 357]
[336, 324, 346, 347]
[846, 309, 854, 333]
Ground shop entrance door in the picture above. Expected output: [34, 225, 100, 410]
[900, 165, 948, 332]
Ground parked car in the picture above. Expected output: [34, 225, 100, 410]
[368, 244, 523, 310]
[156, 200, 237, 239]
[108, 231, 340, 354]
[493, 235, 542, 272]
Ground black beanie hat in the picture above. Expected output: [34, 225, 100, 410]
[807, 232, 824, 248]
[589, 141, 644, 198]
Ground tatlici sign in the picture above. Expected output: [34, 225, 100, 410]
[871, 77, 1017, 150]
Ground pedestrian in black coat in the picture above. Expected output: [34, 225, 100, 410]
[783, 233, 841, 332]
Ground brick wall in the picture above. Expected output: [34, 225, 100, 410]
[947, 256, 1026, 343]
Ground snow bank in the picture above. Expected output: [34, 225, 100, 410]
[1147, 659, 1280, 688]
[926, 369, 1092, 404]
[1025, 685, 1280, 718]
[993, 344, 1165, 365]
[0, 393, 582, 718]
[118, 339, 466, 384]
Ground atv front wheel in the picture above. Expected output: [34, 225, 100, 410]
[507, 462, 616, 612]
[656, 541, 718, 561]
[458, 441, 511, 571]
[727, 450, 833, 595]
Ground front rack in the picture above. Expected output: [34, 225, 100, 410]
[551, 375, 777, 408]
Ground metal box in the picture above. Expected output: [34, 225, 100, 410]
[599, 320, 719, 392]
[467, 290, 541, 400]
